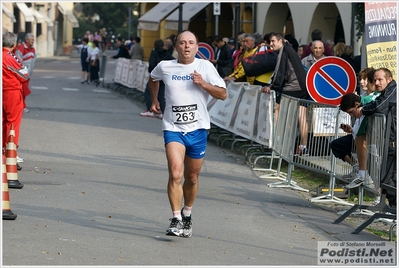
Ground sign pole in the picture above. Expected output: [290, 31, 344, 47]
[214, 3, 220, 36]
[178, 3, 183, 33]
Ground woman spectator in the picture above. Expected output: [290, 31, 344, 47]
[333, 42, 345, 57]
[340, 45, 356, 74]
[89, 40, 100, 86]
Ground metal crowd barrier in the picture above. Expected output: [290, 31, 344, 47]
[208, 82, 276, 154]
[333, 110, 397, 236]
[268, 95, 360, 205]
[110, 58, 149, 100]
[99, 54, 107, 86]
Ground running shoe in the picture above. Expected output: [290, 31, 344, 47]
[371, 196, 381, 206]
[363, 175, 375, 189]
[297, 146, 309, 156]
[344, 173, 364, 189]
[182, 214, 192, 238]
[342, 164, 359, 180]
[166, 217, 183, 236]
[140, 111, 155, 117]
[17, 156, 24, 163]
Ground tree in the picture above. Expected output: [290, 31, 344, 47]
[73, 3, 139, 42]
[353, 3, 365, 41]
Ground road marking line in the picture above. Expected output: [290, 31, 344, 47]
[31, 86, 49, 90]
[92, 89, 110, 93]
[62, 88, 80, 91]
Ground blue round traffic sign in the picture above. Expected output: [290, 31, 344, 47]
[306, 57, 357, 106]
[196, 42, 215, 60]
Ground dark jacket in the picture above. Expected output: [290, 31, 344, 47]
[362, 80, 396, 116]
[148, 48, 175, 73]
[271, 43, 307, 95]
[362, 80, 396, 155]
[340, 55, 356, 74]
[112, 44, 131, 59]
[214, 43, 232, 77]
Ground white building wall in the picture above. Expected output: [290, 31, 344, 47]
[256, 2, 360, 55]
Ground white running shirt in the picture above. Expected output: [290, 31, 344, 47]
[151, 58, 226, 132]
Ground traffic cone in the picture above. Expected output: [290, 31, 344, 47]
[3, 155, 17, 220]
[7, 128, 22, 171]
[5, 129, 23, 189]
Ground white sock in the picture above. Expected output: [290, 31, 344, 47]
[299, 145, 307, 150]
[182, 206, 192, 217]
[358, 170, 366, 178]
[172, 210, 182, 221]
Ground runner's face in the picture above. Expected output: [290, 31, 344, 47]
[176, 32, 198, 63]
[374, 70, 392, 92]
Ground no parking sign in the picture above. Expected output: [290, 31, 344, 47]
[306, 57, 357, 106]
[196, 42, 215, 60]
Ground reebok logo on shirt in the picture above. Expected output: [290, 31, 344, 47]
[171, 74, 194, 81]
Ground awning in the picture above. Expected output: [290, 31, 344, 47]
[57, 3, 79, 28]
[30, 8, 44, 23]
[165, 2, 209, 30]
[15, 3, 34, 22]
[138, 3, 180, 31]
[2, 3, 16, 23]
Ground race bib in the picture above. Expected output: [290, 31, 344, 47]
[172, 104, 198, 124]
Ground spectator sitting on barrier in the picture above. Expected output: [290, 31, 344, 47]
[331, 68, 385, 204]
[140, 39, 175, 119]
[301, 40, 326, 70]
[261, 32, 309, 155]
[111, 37, 131, 60]
[333, 90, 380, 189]
[224, 33, 257, 84]
[332, 69, 381, 189]
[353, 68, 397, 207]
[129, 36, 144, 60]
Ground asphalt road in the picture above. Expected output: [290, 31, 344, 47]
[2, 56, 389, 267]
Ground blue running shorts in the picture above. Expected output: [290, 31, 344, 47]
[164, 129, 207, 159]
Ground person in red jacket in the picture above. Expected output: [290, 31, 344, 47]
[15, 33, 36, 113]
[2, 32, 29, 154]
